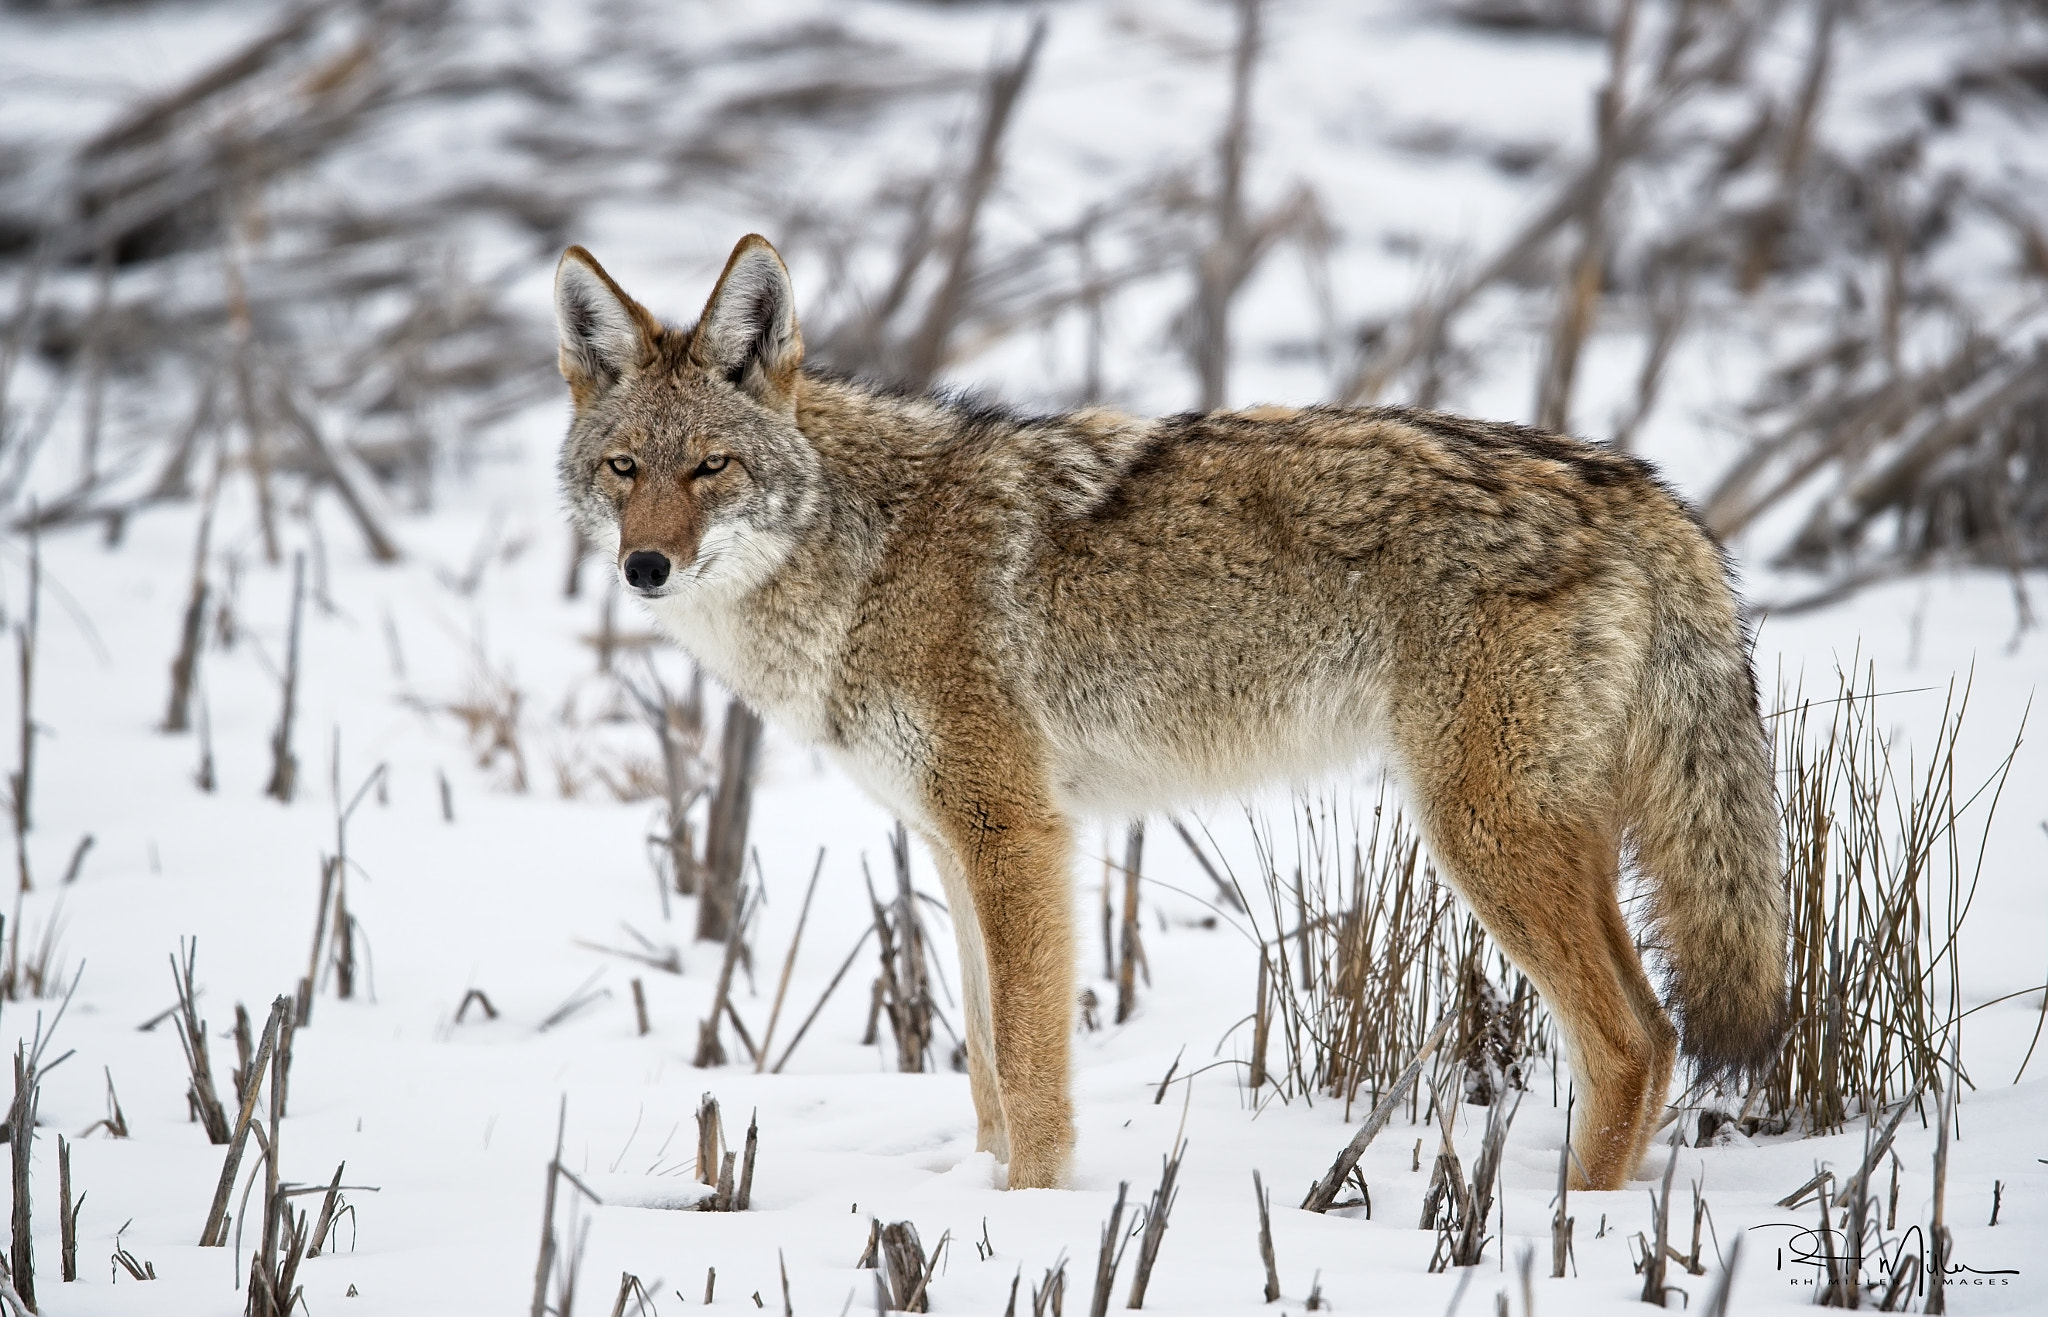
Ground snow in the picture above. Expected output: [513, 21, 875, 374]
[0, 0, 2043, 1314]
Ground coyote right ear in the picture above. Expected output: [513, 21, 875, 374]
[688, 234, 803, 416]
[554, 246, 661, 406]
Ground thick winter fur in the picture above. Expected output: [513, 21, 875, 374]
[553, 236, 1788, 1192]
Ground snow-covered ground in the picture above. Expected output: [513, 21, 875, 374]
[0, 1, 2044, 1314]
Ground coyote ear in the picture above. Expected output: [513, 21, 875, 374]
[689, 234, 803, 414]
[554, 246, 661, 405]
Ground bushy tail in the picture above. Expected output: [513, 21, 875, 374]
[1629, 584, 1788, 1080]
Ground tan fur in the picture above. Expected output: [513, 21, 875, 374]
[552, 237, 1788, 1191]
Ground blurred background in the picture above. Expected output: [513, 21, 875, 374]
[2, 0, 2045, 614]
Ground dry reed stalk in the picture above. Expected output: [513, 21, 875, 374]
[162, 441, 225, 733]
[232, 1003, 254, 1105]
[81, 1067, 128, 1139]
[631, 978, 649, 1036]
[878, 1220, 934, 1313]
[297, 856, 338, 1026]
[1031, 1256, 1067, 1317]
[1248, 953, 1270, 1093]
[1114, 824, 1148, 1024]
[1609, 244, 1695, 452]
[57, 834, 90, 887]
[1738, 0, 1843, 292]
[695, 1093, 722, 1192]
[528, 1096, 601, 1317]
[0, 968, 80, 1309]
[737, 1109, 758, 1212]
[171, 942, 231, 1144]
[455, 989, 496, 1023]
[756, 848, 826, 1071]
[246, 1003, 309, 1317]
[619, 659, 704, 899]
[864, 829, 941, 1073]
[306, 1162, 345, 1257]
[1086, 1181, 1131, 1317]
[1170, 819, 1245, 912]
[575, 925, 683, 976]
[695, 882, 755, 1067]
[769, 925, 874, 1073]
[539, 970, 611, 1032]
[264, 553, 306, 803]
[698, 699, 762, 942]
[1100, 849, 1115, 982]
[9, 522, 36, 893]
[1532, 0, 1638, 434]
[1550, 1093, 1574, 1277]
[1252, 1170, 1280, 1302]
[57, 1134, 77, 1283]
[1699, 1233, 1743, 1317]
[530, 1103, 564, 1317]
[1925, 1044, 1957, 1315]
[1125, 1136, 1185, 1309]
[1301, 1012, 1455, 1212]
[896, 19, 1047, 390]
[268, 380, 402, 563]
[223, 195, 280, 567]
[1443, 1086, 1519, 1270]
[611, 1271, 658, 1317]
[6, 1050, 35, 1310]
[1639, 1128, 1682, 1305]
[1192, 0, 1261, 411]
[199, 996, 286, 1247]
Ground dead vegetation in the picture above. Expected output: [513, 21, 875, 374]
[1750, 664, 2021, 1137]
[1195, 795, 1552, 1118]
[863, 824, 950, 1075]
[858, 1216, 945, 1313]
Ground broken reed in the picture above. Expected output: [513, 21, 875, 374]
[1753, 666, 2019, 1134]
[858, 1218, 944, 1314]
[691, 1093, 756, 1212]
[1228, 796, 1550, 1112]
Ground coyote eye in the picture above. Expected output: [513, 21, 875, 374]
[606, 455, 636, 478]
[693, 454, 729, 477]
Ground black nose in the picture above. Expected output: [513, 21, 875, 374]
[622, 550, 671, 590]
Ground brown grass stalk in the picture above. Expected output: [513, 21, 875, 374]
[698, 699, 762, 942]
[1253, 1170, 1280, 1302]
[263, 553, 306, 803]
[756, 848, 825, 1071]
[9, 522, 36, 893]
[1116, 823, 1146, 1025]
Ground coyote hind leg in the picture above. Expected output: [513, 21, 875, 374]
[1598, 890, 1679, 1174]
[1414, 791, 1663, 1191]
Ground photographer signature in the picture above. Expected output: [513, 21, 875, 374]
[1758, 1222, 2018, 1290]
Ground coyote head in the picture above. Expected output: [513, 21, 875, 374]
[553, 235, 821, 601]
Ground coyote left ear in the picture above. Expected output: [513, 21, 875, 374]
[555, 246, 662, 407]
[689, 235, 803, 414]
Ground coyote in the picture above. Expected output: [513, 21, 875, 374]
[552, 234, 1786, 1192]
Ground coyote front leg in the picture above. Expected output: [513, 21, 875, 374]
[927, 783, 1076, 1190]
[920, 833, 1009, 1163]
